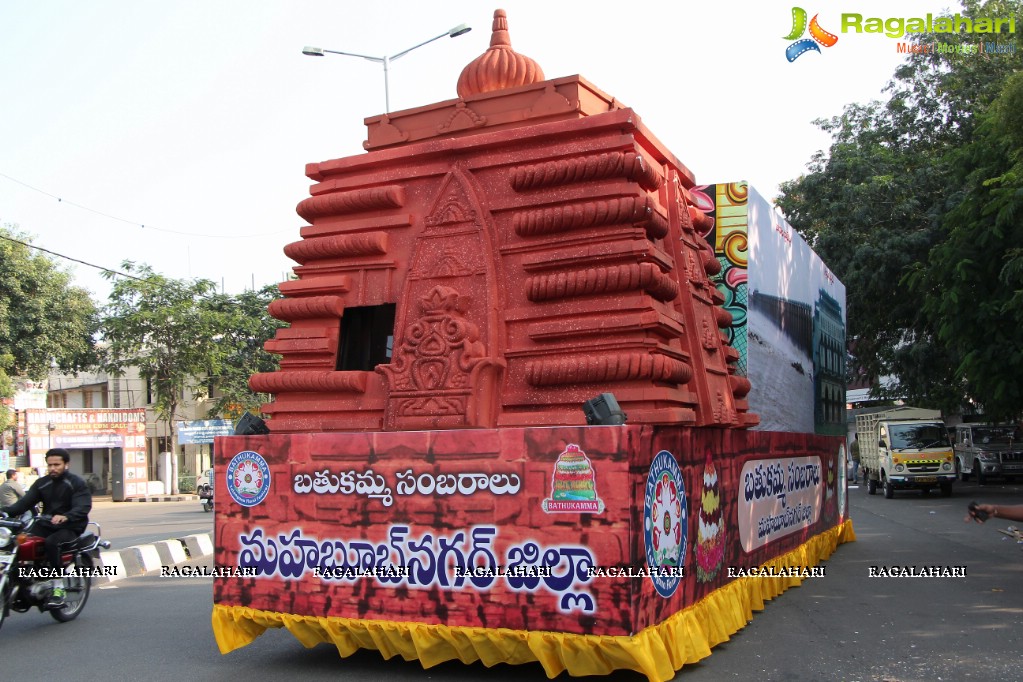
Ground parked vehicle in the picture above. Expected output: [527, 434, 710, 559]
[954, 424, 1023, 485]
[856, 407, 954, 498]
[198, 468, 214, 512]
[0, 512, 109, 630]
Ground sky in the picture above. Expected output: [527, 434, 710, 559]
[0, 1, 966, 302]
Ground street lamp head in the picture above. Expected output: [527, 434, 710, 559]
[303, 22, 471, 112]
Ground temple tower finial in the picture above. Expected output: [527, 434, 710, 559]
[456, 9, 544, 98]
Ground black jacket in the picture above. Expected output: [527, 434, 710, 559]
[2, 471, 92, 534]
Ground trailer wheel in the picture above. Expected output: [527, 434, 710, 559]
[867, 478, 877, 495]
[883, 476, 894, 499]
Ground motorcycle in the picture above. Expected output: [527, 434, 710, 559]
[0, 512, 109, 630]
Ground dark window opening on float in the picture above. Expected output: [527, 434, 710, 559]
[337, 304, 396, 371]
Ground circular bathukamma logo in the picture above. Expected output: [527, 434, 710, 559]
[644, 450, 688, 598]
[227, 450, 271, 507]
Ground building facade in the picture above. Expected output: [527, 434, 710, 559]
[6, 368, 214, 496]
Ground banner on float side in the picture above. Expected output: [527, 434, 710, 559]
[213, 425, 847, 636]
[694, 182, 847, 436]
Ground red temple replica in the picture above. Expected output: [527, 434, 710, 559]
[212, 11, 854, 681]
[250, 8, 756, 433]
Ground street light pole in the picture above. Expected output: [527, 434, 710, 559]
[303, 23, 471, 113]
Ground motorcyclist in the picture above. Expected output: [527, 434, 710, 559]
[1, 448, 92, 608]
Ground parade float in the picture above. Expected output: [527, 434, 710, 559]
[211, 10, 854, 681]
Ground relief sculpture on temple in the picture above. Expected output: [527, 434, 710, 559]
[378, 285, 502, 429]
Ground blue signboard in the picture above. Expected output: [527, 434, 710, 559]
[176, 419, 234, 445]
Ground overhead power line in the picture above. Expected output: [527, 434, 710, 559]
[0, 232, 149, 282]
[0, 171, 291, 238]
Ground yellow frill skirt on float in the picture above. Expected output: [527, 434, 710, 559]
[213, 519, 855, 681]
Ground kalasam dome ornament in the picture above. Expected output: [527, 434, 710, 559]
[456, 9, 544, 98]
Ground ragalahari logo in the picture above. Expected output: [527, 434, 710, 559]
[784, 7, 839, 62]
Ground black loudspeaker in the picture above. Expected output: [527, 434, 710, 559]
[582, 393, 627, 426]
[234, 412, 270, 436]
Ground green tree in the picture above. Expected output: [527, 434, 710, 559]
[0, 224, 98, 438]
[912, 71, 1023, 419]
[206, 284, 284, 419]
[100, 262, 226, 481]
[777, 0, 1022, 413]
[0, 354, 15, 437]
[0, 224, 99, 378]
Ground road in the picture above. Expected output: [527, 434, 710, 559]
[1, 481, 1021, 681]
[680, 478, 1023, 681]
[90, 498, 213, 548]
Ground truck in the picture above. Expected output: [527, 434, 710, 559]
[953, 423, 1023, 485]
[855, 407, 954, 498]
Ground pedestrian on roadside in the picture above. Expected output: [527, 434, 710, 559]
[849, 435, 860, 483]
[965, 503, 1023, 523]
[0, 468, 25, 506]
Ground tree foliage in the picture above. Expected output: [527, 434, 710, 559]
[101, 263, 226, 443]
[0, 224, 98, 436]
[205, 284, 285, 419]
[913, 71, 1023, 419]
[100, 263, 282, 432]
[777, 0, 1023, 417]
[0, 354, 14, 436]
[0, 224, 99, 379]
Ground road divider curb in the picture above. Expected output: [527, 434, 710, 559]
[94, 532, 213, 584]
[180, 533, 214, 559]
[154, 539, 188, 565]
[124, 495, 199, 502]
[97, 550, 127, 584]
[121, 544, 163, 576]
